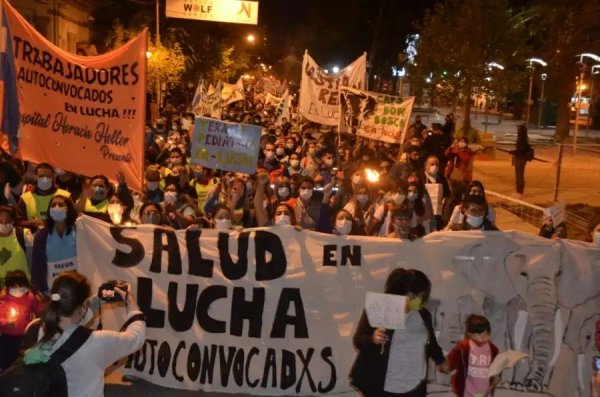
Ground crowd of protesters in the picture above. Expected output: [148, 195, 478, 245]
[1, 92, 600, 395]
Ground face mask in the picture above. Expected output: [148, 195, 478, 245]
[458, 142, 467, 149]
[408, 192, 418, 201]
[215, 218, 231, 231]
[49, 207, 67, 222]
[0, 223, 14, 234]
[276, 148, 285, 156]
[466, 214, 484, 228]
[37, 176, 53, 191]
[593, 231, 600, 245]
[286, 143, 294, 150]
[356, 195, 369, 205]
[8, 287, 29, 298]
[275, 214, 291, 226]
[147, 181, 159, 191]
[335, 219, 352, 235]
[428, 165, 439, 175]
[92, 186, 107, 200]
[265, 151, 275, 160]
[171, 158, 182, 166]
[164, 192, 178, 203]
[407, 296, 424, 311]
[299, 188, 313, 201]
[278, 187, 290, 199]
[352, 175, 362, 185]
[290, 159, 300, 168]
[142, 213, 161, 225]
[393, 193, 406, 205]
[194, 170, 204, 179]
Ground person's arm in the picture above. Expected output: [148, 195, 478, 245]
[352, 310, 377, 351]
[116, 173, 134, 211]
[254, 177, 270, 227]
[202, 183, 222, 215]
[30, 229, 49, 295]
[74, 180, 92, 214]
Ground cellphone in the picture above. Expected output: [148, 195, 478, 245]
[98, 280, 129, 302]
[594, 356, 600, 372]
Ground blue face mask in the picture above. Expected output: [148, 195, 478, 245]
[49, 207, 67, 222]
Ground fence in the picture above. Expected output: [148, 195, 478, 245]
[553, 143, 600, 203]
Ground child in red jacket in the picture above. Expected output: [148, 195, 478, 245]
[0, 270, 46, 371]
[442, 314, 500, 397]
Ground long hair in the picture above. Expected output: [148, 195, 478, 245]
[516, 124, 529, 151]
[45, 195, 78, 235]
[41, 271, 91, 343]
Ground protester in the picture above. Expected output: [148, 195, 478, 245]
[442, 314, 500, 397]
[510, 124, 533, 198]
[31, 195, 78, 295]
[445, 137, 475, 182]
[449, 194, 498, 231]
[422, 155, 450, 230]
[17, 163, 71, 231]
[22, 271, 145, 396]
[332, 209, 356, 236]
[446, 180, 496, 228]
[349, 268, 444, 397]
[388, 205, 421, 240]
[0, 270, 45, 371]
[138, 202, 164, 226]
[0, 205, 32, 287]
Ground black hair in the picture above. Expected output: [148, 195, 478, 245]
[169, 147, 187, 165]
[4, 270, 30, 289]
[0, 204, 17, 220]
[391, 204, 413, 220]
[89, 174, 115, 199]
[465, 314, 491, 334]
[41, 271, 91, 343]
[516, 124, 529, 151]
[300, 176, 315, 187]
[34, 163, 54, 175]
[139, 201, 162, 216]
[45, 195, 77, 235]
[462, 194, 488, 213]
[384, 268, 431, 303]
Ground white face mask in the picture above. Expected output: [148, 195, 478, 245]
[428, 165, 439, 175]
[356, 195, 369, 205]
[407, 192, 418, 201]
[276, 148, 285, 156]
[335, 218, 352, 235]
[299, 188, 313, 201]
[37, 176, 53, 191]
[393, 193, 406, 205]
[265, 151, 275, 160]
[593, 231, 600, 245]
[290, 159, 300, 168]
[275, 214, 291, 226]
[0, 223, 14, 234]
[277, 187, 290, 199]
[8, 287, 29, 298]
[466, 215, 484, 228]
[215, 218, 232, 231]
[164, 192, 178, 203]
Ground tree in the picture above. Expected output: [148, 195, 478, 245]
[523, 0, 600, 141]
[105, 22, 187, 90]
[412, 0, 528, 131]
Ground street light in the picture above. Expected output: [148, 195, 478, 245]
[246, 34, 255, 43]
[525, 57, 548, 127]
[574, 53, 600, 152]
[145, 51, 152, 59]
[538, 73, 548, 128]
[332, 66, 340, 73]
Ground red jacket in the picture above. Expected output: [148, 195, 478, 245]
[0, 291, 45, 336]
[446, 339, 499, 397]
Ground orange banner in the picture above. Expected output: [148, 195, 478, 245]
[3, 0, 146, 190]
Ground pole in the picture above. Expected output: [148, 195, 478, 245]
[574, 55, 584, 154]
[537, 77, 546, 128]
[585, 77, 593, 139]
[155, 0, 161, 111]
[553, 143, 563, 202]
[526, 70, 533, 126]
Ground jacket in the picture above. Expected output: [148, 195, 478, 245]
[349, 308, 444, 395]
[446, 339, 499, 397]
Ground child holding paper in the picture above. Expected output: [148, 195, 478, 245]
[441, 314, 499, 397]
[349, 268, 445, 397]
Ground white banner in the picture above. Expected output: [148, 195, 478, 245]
[166, 0, 258, 25]
[77, 216, 600, 397]
[195, 82, 222, 119]
[298, 52, 366, 126]
[221, 77, 245, 106]
[339, 86, 415, 144]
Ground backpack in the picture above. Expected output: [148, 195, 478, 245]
[0, 323, 92, 397]
[526, 146, 535, 162]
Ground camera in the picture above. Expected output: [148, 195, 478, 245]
[98, 280, 129, 302]
[594, 356, 600, 372]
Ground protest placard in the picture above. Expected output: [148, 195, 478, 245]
[339, 86, 414, 143]
[365, 292, 407, 330]
[544, 202, 566, 227]
[425, 183, 444, 216]
[298, 52, 366, 126]
[1, 0, 146, 190]
[190, 116, 261, 174]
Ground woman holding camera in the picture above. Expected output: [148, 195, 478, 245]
[24, 271, 146, 397]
